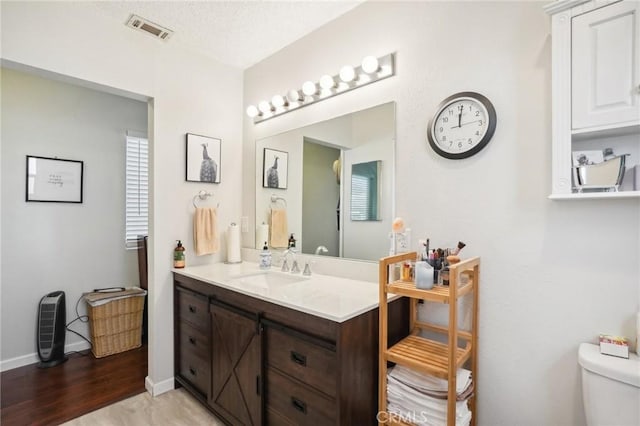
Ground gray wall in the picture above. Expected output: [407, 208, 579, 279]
[302, 139, 340, 256]
[1, 68, 147, 366]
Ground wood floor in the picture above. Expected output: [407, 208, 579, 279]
[1, 345, 148, 426]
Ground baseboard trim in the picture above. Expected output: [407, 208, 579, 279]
[145, 375, 174, 396]
[0, 340, 91, 372]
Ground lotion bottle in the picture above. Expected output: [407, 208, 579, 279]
[174, 240, 185, 268]
[260, 242, 272, 270]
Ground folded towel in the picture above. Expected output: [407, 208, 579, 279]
[270, 208, 288, 248]
[194, 207, 219, 256]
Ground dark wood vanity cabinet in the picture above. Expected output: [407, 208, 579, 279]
[209, 299, 262, 426]
[174, 273, 408, 425]
[175, 287, 211, 398]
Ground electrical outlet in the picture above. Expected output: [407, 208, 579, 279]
[241, 216, 249, 233]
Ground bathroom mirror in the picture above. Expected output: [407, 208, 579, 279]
[350, 160, 381, 221]
[255, 102, 395, 262]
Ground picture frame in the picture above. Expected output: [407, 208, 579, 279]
[186, 133, 221, 183]
[262, 148, 288, 189]
[26, 155, 83, 203]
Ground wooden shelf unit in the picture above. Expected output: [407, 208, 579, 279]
[378, 252, 480, 426]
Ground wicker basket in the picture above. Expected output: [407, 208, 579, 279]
[87, 294, 145, 358]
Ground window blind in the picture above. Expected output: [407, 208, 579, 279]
[125, 135, 149, 248]
[351, 174, 371, 220]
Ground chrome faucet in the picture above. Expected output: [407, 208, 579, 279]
[282, 248, 300, 273]
[314, 245, 329, 256]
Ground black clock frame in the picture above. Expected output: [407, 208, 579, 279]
[427, 91, 497, 160]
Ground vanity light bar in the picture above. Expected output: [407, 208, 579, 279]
[246, 53, 395, 123]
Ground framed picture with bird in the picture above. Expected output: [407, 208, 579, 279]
[186, 133, 221, 184]
[262, 148, 288, 189]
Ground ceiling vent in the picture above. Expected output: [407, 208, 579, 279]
[126, 14, 173, 41]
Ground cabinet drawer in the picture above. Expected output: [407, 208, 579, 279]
[178, 348, 210, 396]
[177, 287, 208, 327]
[266, 326, 337, 397]
[266, 367, 335, 426]
[178, 320, 209, 360]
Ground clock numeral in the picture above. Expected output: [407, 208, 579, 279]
[458, 142, 463, 148]
[449, 141, 453, 147]
[442, 136, 447, 141]
[475, 131, 480, 136]
[439, 127, 443, 132]
[475, 111, 480, 117]
[449, 109, 454, 115]
[458, 105, 464, 112]
[468, 138, 473, 144]
[443, 117, 448, 123]
[478, 120, 482, 126]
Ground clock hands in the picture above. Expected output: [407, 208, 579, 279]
[450, 119, 482, 129]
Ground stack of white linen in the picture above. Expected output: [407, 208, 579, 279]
[386, 365, 474, 426]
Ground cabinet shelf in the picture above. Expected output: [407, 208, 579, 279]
[386, 335, 471, 380]
[549, 190, 640, 200]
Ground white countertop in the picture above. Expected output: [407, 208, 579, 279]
[173, 262, 389, 323]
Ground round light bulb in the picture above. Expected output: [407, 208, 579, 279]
[319, 74, 336, 90]
[271, 94, 286, 108]
[339, 65, 356, 82]
[287, 89, 302, 103]
[302, 81, 318, 96]
[361, 55, 379, 74]
[258, 101, 272, 114]
[246, 105, 259, 118]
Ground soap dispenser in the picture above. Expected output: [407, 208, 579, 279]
[259, 242, 272, 270]
[288, 234, 296, 249]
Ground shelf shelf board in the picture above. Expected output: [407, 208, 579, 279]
[386, 279, 473, 304]
[384, 335, 471, 380]
[549, 191, 640, 200]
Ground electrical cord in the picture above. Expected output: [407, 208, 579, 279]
[64, 294, 92, 356]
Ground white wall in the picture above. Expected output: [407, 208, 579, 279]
[0, 68, 146, 369]
[243, 2, 640, 425]
[1, 1, 243, 393]
[343, 102, 394, 260]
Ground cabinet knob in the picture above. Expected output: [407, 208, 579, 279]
[290, 351, 307, 366]
[188, 336, 196, 345]
[291, 397, 307, 414]
[189, 367, 196, 376]
[188, 305, 196, 313]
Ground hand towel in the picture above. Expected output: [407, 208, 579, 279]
[270, 208, 288, 248]
[194, 207, 219, 256]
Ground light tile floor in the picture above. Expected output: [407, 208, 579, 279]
[61, 388, 224, 426]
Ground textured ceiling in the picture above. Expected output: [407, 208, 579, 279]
[90, 1, 363, 69]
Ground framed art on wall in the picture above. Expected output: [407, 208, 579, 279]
[26, 156, 84, 203]
[263, 148, 288, 189]
[186, 133, 221, 183]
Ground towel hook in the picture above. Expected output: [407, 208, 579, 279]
[270, 194, 287, 208]
[193, 190, 218, 208]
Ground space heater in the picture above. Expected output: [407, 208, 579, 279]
[37, 291, 67, 368]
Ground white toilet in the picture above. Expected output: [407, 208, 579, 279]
[579, 343, 640, 425]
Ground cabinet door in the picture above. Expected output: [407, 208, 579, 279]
[209, 300, 262, 426]
[572, 1, 640, 130]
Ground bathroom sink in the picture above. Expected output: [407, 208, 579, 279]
[228, 271, 308, 289]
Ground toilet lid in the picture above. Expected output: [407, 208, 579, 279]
[579, 343, 640, 388]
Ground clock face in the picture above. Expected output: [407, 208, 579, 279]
[427, 92, 496, 159]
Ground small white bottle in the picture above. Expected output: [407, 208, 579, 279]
[259, 242, 271, 270]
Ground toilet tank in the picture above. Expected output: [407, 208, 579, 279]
[579, 343, 640, 426]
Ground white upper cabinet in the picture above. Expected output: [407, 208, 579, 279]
[572, 1, 640, 130]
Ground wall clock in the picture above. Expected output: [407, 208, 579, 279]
[427, 91, 496, 159]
